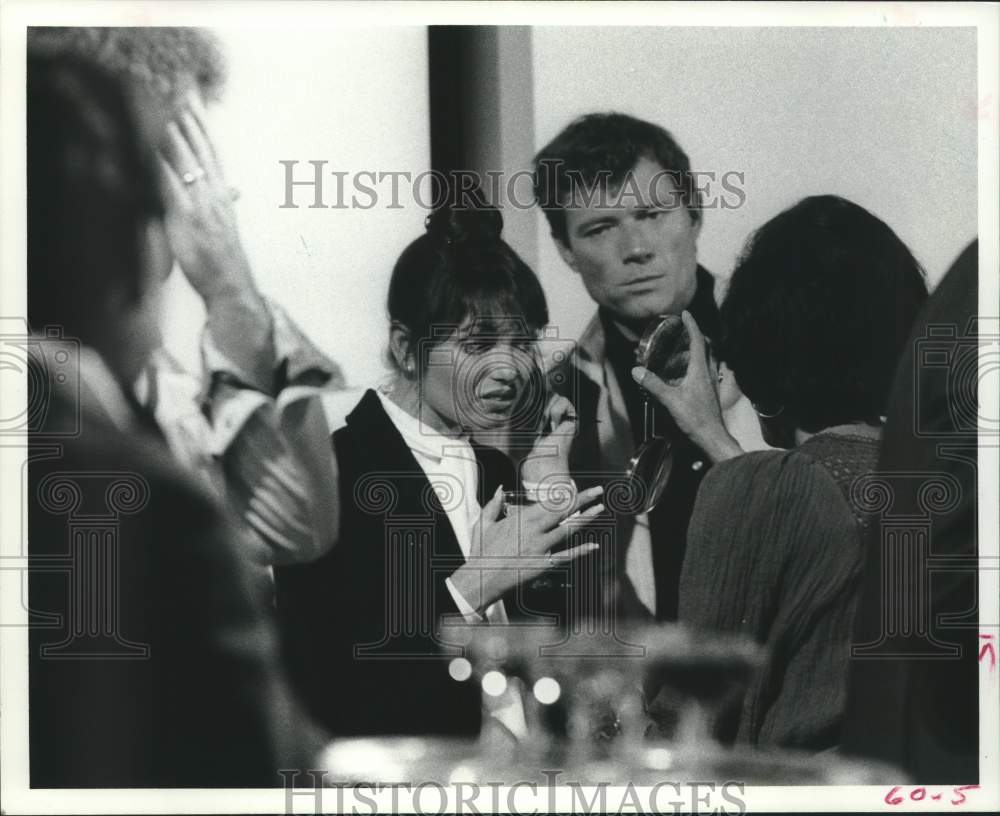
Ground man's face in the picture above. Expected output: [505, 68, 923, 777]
[556, 156, 701, 328]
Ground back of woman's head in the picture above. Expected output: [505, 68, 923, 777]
[719, 195, 928, 432]
[27, 51, 163, 342]
[387, 190, 548, 372]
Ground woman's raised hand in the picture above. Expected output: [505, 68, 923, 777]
[520, 393, 578, 485]
[158, 89, 257, 305]
[158, 90, 274, 388]
[448, 483, 605, 615]
[631, 310, 743, 463]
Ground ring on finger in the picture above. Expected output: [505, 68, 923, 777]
[182, 167, 207, 185]
[546, 553, 554, 569]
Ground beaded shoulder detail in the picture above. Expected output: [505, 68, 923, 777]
[796, 433, 881, 530]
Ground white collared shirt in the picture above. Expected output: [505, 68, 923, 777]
[375, 391, 508, 624]
[376, 391, 527, 739]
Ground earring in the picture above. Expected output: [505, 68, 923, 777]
[752, 402, 784, 419]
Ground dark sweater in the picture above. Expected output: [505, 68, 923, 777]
[674, 432, 880, 750]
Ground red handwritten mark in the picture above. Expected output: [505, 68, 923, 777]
[951, 784, 979, 805]
[885, 785, 979, 806]
[978, 634, 996, 669]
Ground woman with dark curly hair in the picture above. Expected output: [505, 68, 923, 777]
[634, 195, 928, 751]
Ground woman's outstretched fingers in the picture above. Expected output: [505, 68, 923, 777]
[565, 484, 604, 519]
[544, 501, 605, 549]
[483, 485, 506, 523]
[549, 541, 601, 563]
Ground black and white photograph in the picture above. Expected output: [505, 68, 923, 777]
[1, 2, 997, 813]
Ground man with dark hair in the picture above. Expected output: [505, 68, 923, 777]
[532, 112, 760, 623]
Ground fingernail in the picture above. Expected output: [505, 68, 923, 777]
[631, 367, 645, 383]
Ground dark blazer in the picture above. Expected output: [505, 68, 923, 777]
[841, 241, 979, 782]
[274, 389, 520, 737]
[29, 387, 321, 788]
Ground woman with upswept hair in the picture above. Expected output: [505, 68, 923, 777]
[275, 193, 604, 738]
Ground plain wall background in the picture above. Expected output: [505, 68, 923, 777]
[528, 26, 978, 343]
[159, 26, 430, 392]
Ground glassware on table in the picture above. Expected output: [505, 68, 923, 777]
[319, 620, 905, 787]
[318, 735, 482, 785]
[436, 621, 767, 784]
